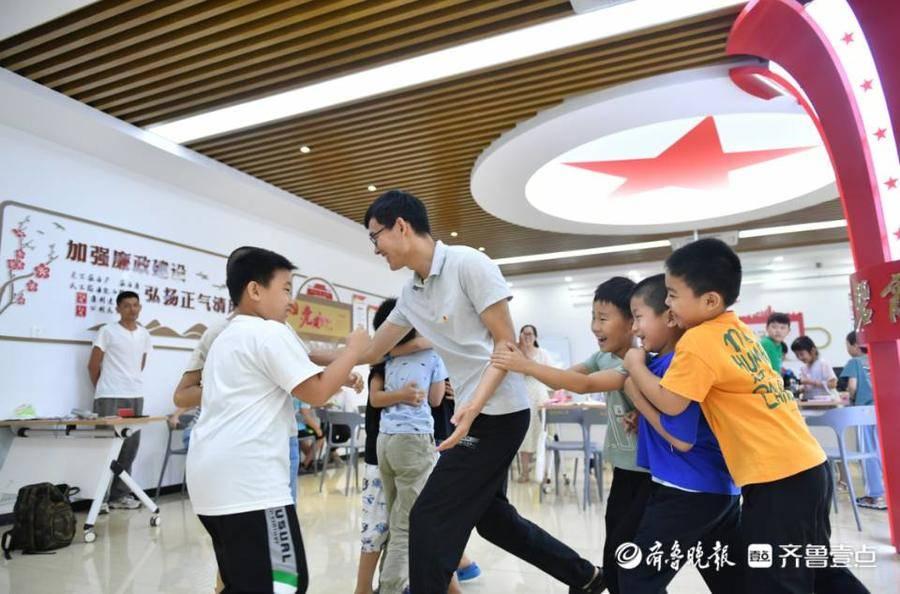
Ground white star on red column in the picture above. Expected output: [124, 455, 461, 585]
[841, 32, 854, 44]
[861, 79, 874, 92]
[874, 128, 887, 140]
[886, 177, 898, 190]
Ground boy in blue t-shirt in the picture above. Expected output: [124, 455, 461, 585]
[620, 274, 741, 593]
[370, 299, 448, 594]
[842, 331, 885, 509]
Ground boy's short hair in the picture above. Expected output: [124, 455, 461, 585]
[226, 246, 255, 276]
[226, 247, 296, 305]
[372, 298, 416, 345]
[593, 277, 636, 318]
[631, 274, 668, 315]
[665, 238, 742, 307]
[767, 312, 791, 326]
[116, 291, 139, 306]
[790, 335, 816, 353]
[846, 330, 869, 354]
[363, 190, 431, 235]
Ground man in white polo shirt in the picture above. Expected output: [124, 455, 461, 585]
[87, 290, 153, 510]
[358, 191, 604, 594]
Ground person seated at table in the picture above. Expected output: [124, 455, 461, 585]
[492, 277, 648, 594]
[791, 335, 837, 401]
[296, 401, 325, 474]
[842, 331, 886, 510]
[87, 290, 153, 511]
[760, 312, 791, 373]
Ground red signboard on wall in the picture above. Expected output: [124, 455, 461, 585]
[850, 259, 900, 343]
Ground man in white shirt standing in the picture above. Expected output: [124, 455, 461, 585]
[87, 290, 153, 510]
[358, 191, 603, 594]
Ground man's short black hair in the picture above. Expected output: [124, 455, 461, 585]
[372, 298, 416, 345]
[593, 277, 636, 318]
[226, 247, 296, 306]
[767, 312, 791, 327]
[846, 330, 868, 354]
[665, 238, 742, 307]
[363, 190, 432, 235]
[791, 335, 816, 353]
[631, 274, 668, 315]
[116, 291, 139, 306]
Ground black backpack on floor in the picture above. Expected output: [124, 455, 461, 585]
[1, 482, 78, 559]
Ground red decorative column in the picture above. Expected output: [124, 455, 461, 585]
[728, 0, 900, 550]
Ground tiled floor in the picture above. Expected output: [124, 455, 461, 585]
[0, 467, 896, 593]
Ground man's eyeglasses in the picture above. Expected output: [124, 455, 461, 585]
[369, 226, 388, 246]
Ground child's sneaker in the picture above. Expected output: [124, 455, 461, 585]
[109, 495, 141, 510]
[856, 496, 887, 510]
[456, 562, 482, 582]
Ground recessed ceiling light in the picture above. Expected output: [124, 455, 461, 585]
[478, 247, 486, 252]
[146, 0, 743, 143]
[507, 282, 514, 288]
[450, 231, 459, 237]
[367, 185, 377, 192]
[299, 145, 311, 153]
[774, 256, 785, 262]
[738, 220, 845, 238]
[564, 276, 573, 282]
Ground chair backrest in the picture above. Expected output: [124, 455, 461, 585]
[325, 411, 366, 428]
[582, 408, 608, 427]
[545, 408, 584, 425]
[804, 405, 877, 434]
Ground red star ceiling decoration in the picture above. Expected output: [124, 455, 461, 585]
[564, 116, 814, 196]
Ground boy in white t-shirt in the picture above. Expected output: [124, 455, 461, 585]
[87, 290, 152, 510]
[186, 247, 371, 594]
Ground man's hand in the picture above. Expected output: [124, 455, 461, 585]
[344, 371, 364, 393]
[623, 347, 647, 372]
[437, 402, 478, 452]
[490, 342, 531, 373]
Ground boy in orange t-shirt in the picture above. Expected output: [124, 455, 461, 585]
[625, 239, 868, 594]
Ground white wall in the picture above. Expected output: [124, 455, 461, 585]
[507, 243, 857, 371]
[0, 69, 406, 492]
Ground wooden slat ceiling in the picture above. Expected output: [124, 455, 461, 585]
[0, 0, 846, 276]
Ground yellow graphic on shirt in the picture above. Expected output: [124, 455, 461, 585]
[723, 328, 793, 410]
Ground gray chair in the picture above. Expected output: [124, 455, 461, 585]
[541, 408, 603, 510]
[805, 406, 882, 531]
[154, 412, 197, 505]
[318, 409, 366, 495]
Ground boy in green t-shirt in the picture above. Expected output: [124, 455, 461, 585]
[760, 311, 791, 372]
[492, 277, 648, 594]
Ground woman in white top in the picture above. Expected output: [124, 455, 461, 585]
[516, 325, 552, 482]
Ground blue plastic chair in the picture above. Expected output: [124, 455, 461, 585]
[805, 405, 882, 531]
[542, 408, 605, 510]
[317, 409, 366, 495]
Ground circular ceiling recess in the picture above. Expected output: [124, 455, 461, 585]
[471, 62, 836, 235]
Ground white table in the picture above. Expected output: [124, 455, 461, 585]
[0, 416, 164, 542]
